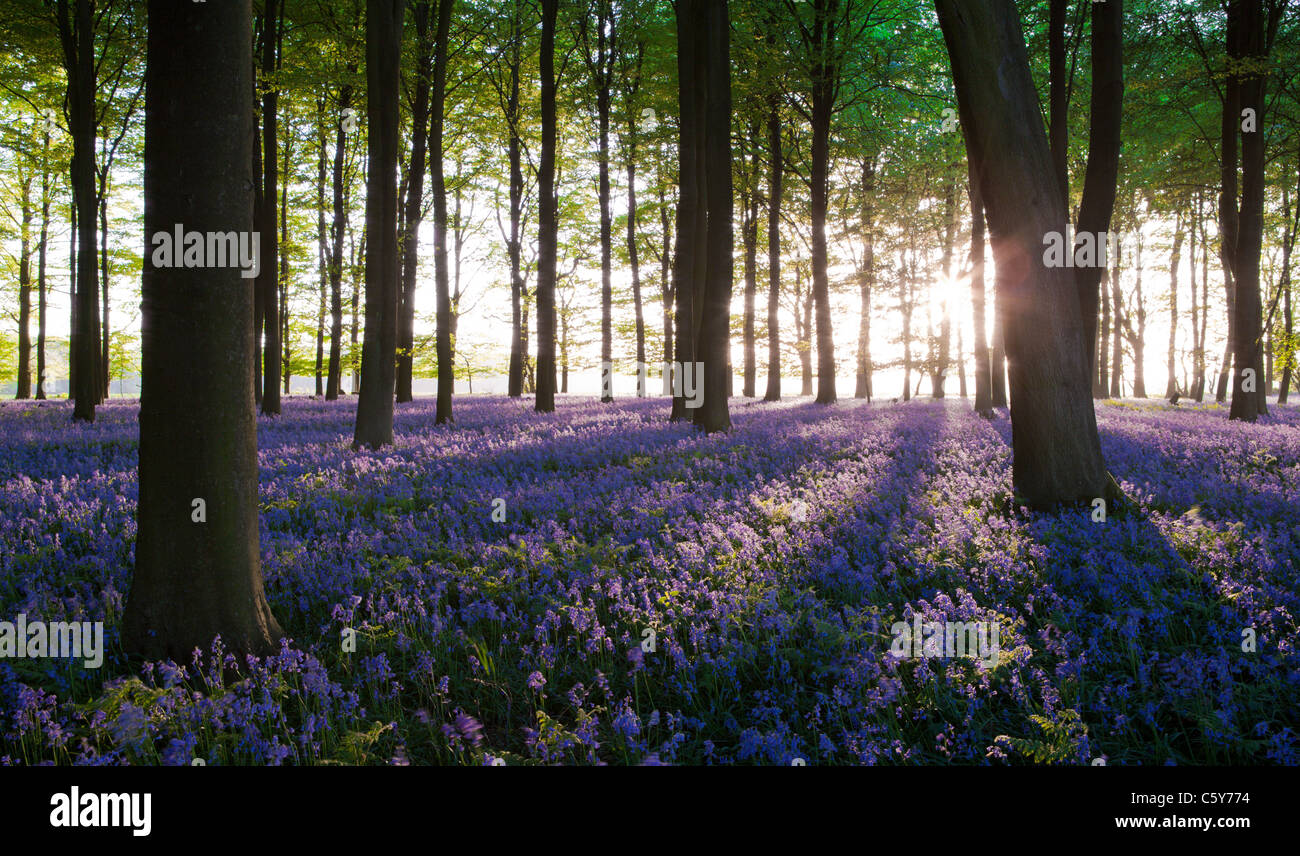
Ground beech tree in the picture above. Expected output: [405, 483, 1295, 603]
[352, 0, 404, 448]
[936, 0, 1114, 509]
[124, 0, 284, 659]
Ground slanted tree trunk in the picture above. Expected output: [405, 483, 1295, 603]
[535, 0, 559, 413]
[125, 0, 284, 660]
[936, 0, 1113, 509]
[353, 0, 404, 448]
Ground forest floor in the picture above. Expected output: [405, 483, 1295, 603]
[0, 394, 1297, 765]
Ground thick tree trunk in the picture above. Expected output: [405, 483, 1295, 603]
[125, 0, 284, 660]
[353, 0, 404, 448]
[535, 0, 558, 413]
[670, 0, 704, 422]
[693, 0, 733, 432]
[936, 0, 1113, 508]
[1229, 0, 1267, 421]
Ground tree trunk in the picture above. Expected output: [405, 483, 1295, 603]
[627, 109, 647, 396]
[1166, 211, 1183, 399]
[36, 126, 51, 400]
[670, 0, 704, 421]
[969, 158, 993, 417]
[741, 126, 759, 398]
[1048, 0, 1068, 199]
[431, 0, 453, 424]
[16, 174, 32, 399]
[809, 0, 838, 405]
[693, 0, 732, 432]
[315, 99, 327, 397]
[397, 0, 434, 404]
[1279, 163, 1298, 404]
[506, 5, 525, 398]
[56, 0, 101, 420]
[326, 82, 352, 401]
[259, 0, 282, 415]
[353, 0, 404, 448]
[934, 178, 956, 398]
[1075, 0, 1123, 373]
[535, 0, 559, 413]
[855, 157, 875, 400]
[125, 0, 284, 660]
[763, 89, 782, 403]
[936, 0, 1113, 509]
[1229, 0, 1268, 422]
[1110, 252, 1123, 397]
